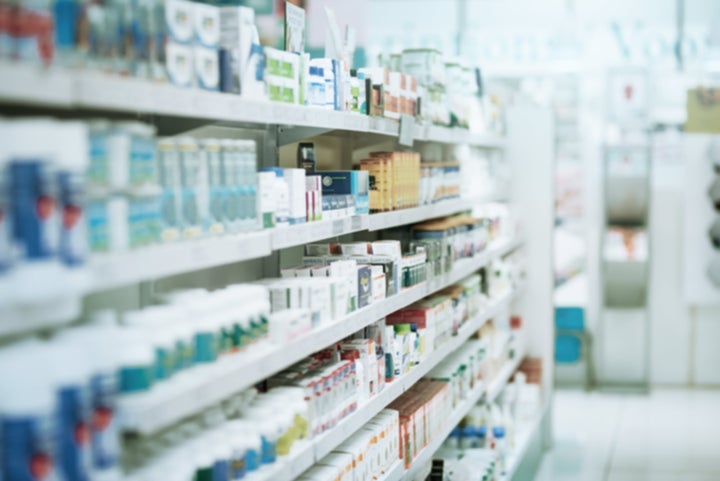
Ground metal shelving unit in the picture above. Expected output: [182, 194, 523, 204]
[0, 62, 505, 148]
[0, 54, 555, 481]
[119, 241, 522, 435]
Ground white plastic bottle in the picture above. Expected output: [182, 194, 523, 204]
[117, 310, 158, 414]
[58, 312, 123, 481]
[0, 340, 62, 481]
[165, 289, 219, 365]
[45, 339, 97, 481]
[240, 408, 280, 466]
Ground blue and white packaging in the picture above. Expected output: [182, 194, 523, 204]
[165, 0, 194, 44]
[177, 137, 204, 238]
[219, 140, 240, 233]
[0, 340, 62, 481]
[53, 122, 89, 270]
[166, 42, 194, 88]
[59, 316, 122, 480]
[156, 138, 182, 242]
[283, 168, 306, 225]
[193, 46, 220, 91]
[193, 3, 220, 48]
[239, 140, 259, 231]
[201, 139, 226, 235]
[47, 343, 95, 481]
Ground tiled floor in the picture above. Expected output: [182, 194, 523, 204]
[532, 389, 720, 481]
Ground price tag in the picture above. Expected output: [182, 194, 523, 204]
[332, 219, 345, 236]
[351, 215, 363, 231]
[399, 114, 415, 147]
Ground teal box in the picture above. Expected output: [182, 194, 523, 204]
[320, 170, 370, 215]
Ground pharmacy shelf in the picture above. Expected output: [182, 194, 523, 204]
[502, 400, 551, 481]
[271, 215, 368, 250]
[0, 63, 505, 147]
[403, 352, 526, 481]
[90, 230, 271, 292]
[119, 240, 521, 435]
[89, 196, 493, 292]
[367, 196, 489, 232]
[312, 289, 515, 461]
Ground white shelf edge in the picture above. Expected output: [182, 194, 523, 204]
[502, 399, 551, 481]
[119, 239, 521, 435]
[271, 215, 368, 250]
[367, 196, 491, 232]
[402, 352, 527, 481]
[90, 229, 272, 292]
[0, 62, 505, 148]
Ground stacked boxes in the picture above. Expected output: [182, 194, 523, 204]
[388, 380, 451, 468]
[299, 240, 403, 310]
[301, 410, 400, 481]
[265, 47, 302, 104]
[360, 152, 421, 212]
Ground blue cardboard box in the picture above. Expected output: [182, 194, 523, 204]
[320, 170, 370, 215]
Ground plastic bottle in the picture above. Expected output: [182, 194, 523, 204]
[118, 310, 157, 398]
[201, 139, 225, 235]
[240, 408, 279, 465]
[0, 145, 13, 300]
[219, 140, 240, 234]
[176, 137, 203, 238]
[0, 340, 62, 481]
[156, 137, 181, 242]
[141, 305, 179, 382]
[45, 340, 97, 481]
[165, 289, 219, 364]
[244, 140, 259, 231]
[493, 426, 507, 474]
[7, 156, 64, 303]
[58, 312, 123, 481]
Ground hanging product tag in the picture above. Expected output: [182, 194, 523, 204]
[399, 114, 415, 147]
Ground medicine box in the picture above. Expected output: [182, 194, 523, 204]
[166, 42, 194, 88]
[320, 170, 370, 215]
[193, 46, 220, 91]
[193, 3, 221, 48]
[306, 175, 322, 221]
[258, 171, 277, 228]
[357, 265, 372, 308]
[284, 168, 307, 224]
[166, 0, 195, 44]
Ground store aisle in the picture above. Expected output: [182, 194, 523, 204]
[532, 389, 720, 481]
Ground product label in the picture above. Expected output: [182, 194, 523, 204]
[245, 447, 260, 472]
[88, 132, 109, 186]
[194, 332, 219, 364]
[175, 339, 195, 372]
[229, 450, 247, 480]
[86, 201, 109, 253]
[57, 385, 92, 481]
[10, 161, 59, 261]
[259, 436, 276, 465]
[88, 372, 120, 470]
[119, 365, 154, 394]
[1, 414, 60, 481]
[58, 172, 87, 267]
[154, 347, 176, 381]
